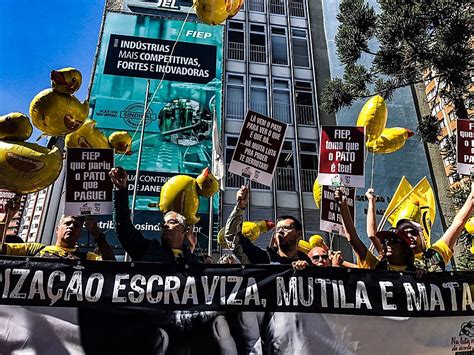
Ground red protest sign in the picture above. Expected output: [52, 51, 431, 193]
[457, 119, 474, 175]
[318, 126, 365, 187]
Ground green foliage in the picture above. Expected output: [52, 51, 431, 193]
[322, 0, 473, 115]
[417, 115, 440, 144]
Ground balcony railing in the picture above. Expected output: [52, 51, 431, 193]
[248, 0, 265, 12]
[250, 44, 267, 63]
[275, 167, 296, 191]
[250, 100, 268, 116]
[295, 104, 314, 125]
[227, 41, 244, 61]
[272, 101, 292, 123]
[300, 169, 318, 192]
[270, 1, 285, 15]
[226, 99, 245, 120]
[289, 1, 305, 17]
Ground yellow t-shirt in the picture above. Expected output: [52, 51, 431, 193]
[357, 250, 408, 272]
[426, 239, 452, 266]
[4, 243, 101, 260]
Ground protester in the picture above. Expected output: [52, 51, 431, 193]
[336, 188, 417, 271]
[1, 214, 115, 261]
[292, 246, 344, 270]
[223, 185, 310, 264]
[109, 167, 200, 263]
[366, 183, 474, 270]
[217, 254, 238, 264]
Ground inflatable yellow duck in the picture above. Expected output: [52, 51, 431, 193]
[217, 219, 275, 248]
[65, 119, 132, 155]
[298, 234, 327, 254]
[30, 67, 89, 136]
[0, 112, 32, 141]
[194, 0, 243, 25]
[357, 95, 387, 142]
[159, 167, 219, 225]
[366, 127, 414, 154]
[313, 178, 322, 209]
[0, 112, 62, 194]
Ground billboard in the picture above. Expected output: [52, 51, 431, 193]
[88, 12, 223, 248]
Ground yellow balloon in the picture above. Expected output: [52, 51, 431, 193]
[194, 0, 230, 25]
[298, 240, 313, 254]
[0, 141, 62, 194]
[309, 234, 327, 249]
[108, 131, 132, 155]
[0, 112, 32, 141]
[195, 167, 219, 197]
[50, 68, 82, 95]
[466, 217, 474, 234]
[30, 89, 89, 136]
[65, 119, 110, 149]
[366, 127, 414, 154]
[217, 220, 275, 247]
[159, 168, 219, 225]
[228, 0, 244, 16]
[357, 95, 388, 142]
[313, 178, 322, 208]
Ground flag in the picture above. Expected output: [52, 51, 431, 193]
[412, 177, 436, 246]
[383, 176, 414, 223]
[211, 111, 224, 190]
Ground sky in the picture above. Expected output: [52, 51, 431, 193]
[0, 0, 105, 141]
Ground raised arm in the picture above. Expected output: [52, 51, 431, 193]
[366, 188, 383, 255]
[440, 181, 474, 250]
[109, 167, 150, 260]
[84, 217, 116, 261]
[335, 188, 368, 261]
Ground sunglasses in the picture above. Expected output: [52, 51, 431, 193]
[311, 254, 329, 261]
[383, 238, 403, 246]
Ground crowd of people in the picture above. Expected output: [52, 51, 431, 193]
[0, 167, 473, 354]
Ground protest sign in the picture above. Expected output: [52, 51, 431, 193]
[318, 126, 365, 187]
[65, 148, 114, 216]
[320, 185, 355, 236]
[229, 110, 287, 186]
[457, 119, 474, 175]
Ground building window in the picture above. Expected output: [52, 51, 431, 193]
[248, 0, 265, 12]
[289, 0, 305, 17]
[226, 75, 245, 120]
[272, 79, 292, 124]
[250, 77, 268, 116]
[299, 142, 318, 192]
[295, 81, 315, 125]
[271, 27, 288, 65]
[227, 21, 245, 61]
[249, 24, 266, 63]
[270, 0, 285, 15]
[448, 111, 457, 121]
[439, 119, 446, 130]
[292, 29, 310, 68]
[276, 141, 296, 191]
[426, 87, 436, 101]
[431, 102, 442, 115]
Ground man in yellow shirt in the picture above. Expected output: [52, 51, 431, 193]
[1, 214, 115, 261]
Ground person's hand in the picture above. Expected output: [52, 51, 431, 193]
[365, 188, 375, 201]
[330, 250, 343, 267]
[292, 260, 309, 270]
[334, 188, 346, 204]
[109, 167, 128, 189]
[186, 225, 197, 252]
[84, 216, 101, 237]
[0, 195, 22, 223]
[236, 185, 249, 209]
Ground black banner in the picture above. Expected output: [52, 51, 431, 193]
[104, 34, 217, 84]
[0, 257, 473, 317]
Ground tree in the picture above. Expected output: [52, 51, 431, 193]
[321, 0, 473, 122]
